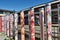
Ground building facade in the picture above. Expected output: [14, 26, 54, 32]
[0, 9, 15, 16]
[18, 1, 60, 40]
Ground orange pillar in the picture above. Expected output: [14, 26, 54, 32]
[20, 11, 25, 40]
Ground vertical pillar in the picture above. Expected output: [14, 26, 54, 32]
[6, 15, 9, 36]
[20, 11, 25, 40]
[39, 8, 44, 40]
[2, 16, 5, 33]
[28, 8, 35, 40]
[0, 17, 2, 32]
[3, 12, 7, 35]
[58, 4, 60, 40]
[45, 3, 52, 40]
[4, 16, 7, 35]
[14, 13, 18, 40]
[10, 14, 14, 38]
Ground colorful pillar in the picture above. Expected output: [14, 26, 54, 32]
[14, 13, 18, 40]
[6, 15, 9, 36]
[4, 16, 7, 35]
[45, 3, 52, 40]
[39, 8, 44, 40]
[9, 14, 14, 38]
[2, 16, 5, 33]
[0, 17, 2, 32]
[28, 8, 35, 40]
[20, 11, 25, 40]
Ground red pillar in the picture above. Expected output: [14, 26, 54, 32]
[2, 17, 5, 33]
[0, 17, 2, 32]
[28, 8, 35, 40]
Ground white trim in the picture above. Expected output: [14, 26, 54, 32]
[33, 1, 60, 8]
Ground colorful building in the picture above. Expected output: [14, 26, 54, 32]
[18, 0, 60, 40]
[0, 9, 15, 16]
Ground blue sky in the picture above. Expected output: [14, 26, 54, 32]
[0, 0, 53, 11]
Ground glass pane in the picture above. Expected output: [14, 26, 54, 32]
[34, 12, 39, 26]
[24, 16, 28, 25]
[0, 11, 3, 14]
[52, 11, 58, 24]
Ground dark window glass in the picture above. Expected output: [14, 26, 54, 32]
[0, 11, 3, 14]
[52, 11, 58, 24]
[44, 11, 46, 24]
[18, 15, 20, 25]
[35, 13, 40, 26]
[18, 13, 20, 25]
[24, 16, 28, 25]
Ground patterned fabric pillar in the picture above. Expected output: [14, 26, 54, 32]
[4, 16, 7, 35]
[2, 16, 5, 33]
[39, 8, 44, 40]
[28, 8, 35, 40]
[20, 11, 25, 40]
[6, 15, 9, 36]
[10, 14, 14, 38]
[14, 13, 18, 40]
[45, 3, 52, 40]
[0, 17, 2, 32]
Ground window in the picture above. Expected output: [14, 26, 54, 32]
[0, 11, 3, 14]
[52, 11, 58, 24]
[34, 12, 45, 26]
[51, 4, 58, 24]
[18, 15, 20, 25]
[24, 16, 28, 25]
[34, 13, 40, 26]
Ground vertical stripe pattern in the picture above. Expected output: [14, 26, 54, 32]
[20, 11, 25, 40]
[45, 3, 52, 40]
[10, 14, 14, 38]
[14, 13, 18, 40]
[6, 15, 9, 36]
[2, 16, 5, 33]
[39, 8, 44, 40]
[28, 8, 35, 40]
[4, 16, 7, 35]
[0, 17, 2, 32]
